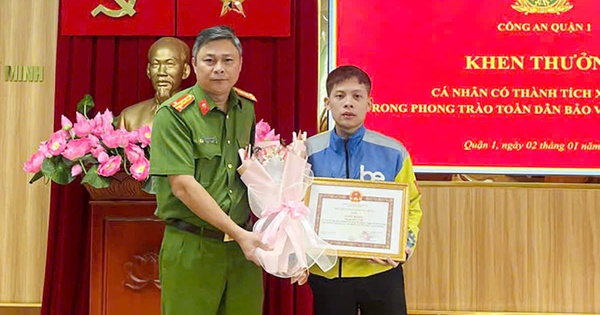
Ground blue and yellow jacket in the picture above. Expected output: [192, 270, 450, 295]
[307, 125, 423, 278]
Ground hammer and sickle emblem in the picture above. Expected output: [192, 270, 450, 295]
[91, 0, 137, 18]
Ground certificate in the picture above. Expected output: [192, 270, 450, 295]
[305, 178, 409, 261]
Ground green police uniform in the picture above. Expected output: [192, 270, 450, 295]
[149, 84, 262, 315]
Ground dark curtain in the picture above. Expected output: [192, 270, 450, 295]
[41, 1, 318, 315]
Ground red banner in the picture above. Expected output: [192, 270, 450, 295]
[335, 0, 600, 175]
[61, 0, 175, 36]
[176, 0, 291, 37]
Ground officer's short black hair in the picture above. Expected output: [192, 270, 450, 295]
[326, 65, 372, 96]
[192, 26, 242, 60]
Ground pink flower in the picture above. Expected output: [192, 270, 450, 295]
[72, 112, 92, 137]
[127, 131, 139, 143]
[23, 152, 45, 173]
[264, 129, 280, 141]
[62, 138, 92, 161]
[117, 129, 131, 147]
[97, 154, 121, 177]
[90, 145, 106, 158]
[101, 128, 129, 149]
[87, 134, 100, 146]
[255, 120, 280, 142]
[47, 130, 68, 156]
[61, 115, 72, 130]
[125, 144, 145, 164]
[90, 110, 115, 137]
[90, 116, 105, 137]
[37, 142, 52, 158]
[130, 157, 150, 181]
[71, 164, 83, 177]
[97, 152, 109, 163]
[100, 109, 114, 127]
[137, 125, 152, 147]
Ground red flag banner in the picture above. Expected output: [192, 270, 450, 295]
[177, 0, 291, 37]
[61, 0, 175, 36]
[334, 0, 600, 175]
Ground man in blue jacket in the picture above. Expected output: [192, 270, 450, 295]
[305, 65, 423, 315]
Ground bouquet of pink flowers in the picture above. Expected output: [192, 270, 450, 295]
[23, 95, 152, 189]
[237, 120, 336, 278]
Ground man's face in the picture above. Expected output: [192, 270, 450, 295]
[193, 39, 242, 97]
[325, 78, 372, 139]
[147, 46, 189, 103]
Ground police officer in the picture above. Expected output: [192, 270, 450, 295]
[150, 26, 270, 315]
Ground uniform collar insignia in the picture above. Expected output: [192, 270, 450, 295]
[199, 98, 210, 115]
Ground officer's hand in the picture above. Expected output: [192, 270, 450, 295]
[291, 269, 309, 286]
[405, 246, 413, 258]
[368, 257, 400, 268]
[236, 230, 272, 266]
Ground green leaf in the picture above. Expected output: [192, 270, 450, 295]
[76, 94, 95, 116]
[81, 165, 111, 189]
[29, 172, 45, 184]
[41, 156, 75, 185]
[61, 156, 76, 167]
[80, 154, 97, 165]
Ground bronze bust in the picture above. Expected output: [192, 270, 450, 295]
[116, 37, 191, 131]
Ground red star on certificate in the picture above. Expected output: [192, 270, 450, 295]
[220, 0, 246, 17]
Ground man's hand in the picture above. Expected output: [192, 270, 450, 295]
[405, 246, 413, 258]
[235, 230, 272, 266]
[368, 257, 400, 268]
[369, 247, 413, 267]
[291, 269, 309, 286]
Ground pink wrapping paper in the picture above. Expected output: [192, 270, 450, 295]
[238, 137, 337, 278]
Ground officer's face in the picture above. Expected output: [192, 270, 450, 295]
[325, 78, 372, 139]
[193, 39, 242, 98]
[147, 46, 190, 103]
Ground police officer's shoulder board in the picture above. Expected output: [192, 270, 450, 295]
[170, 94, 195, 112]
[233, 87, 257, 103]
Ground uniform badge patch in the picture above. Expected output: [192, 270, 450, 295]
[170, 94, 195, 112]
[199, 98, 210, 115]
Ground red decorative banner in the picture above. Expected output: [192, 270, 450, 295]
[335, 0, 600, 175]
[61, 0, 175, 36]
[177, 0, 291, 37]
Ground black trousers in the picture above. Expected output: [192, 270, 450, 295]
[308, 266, 408, 315]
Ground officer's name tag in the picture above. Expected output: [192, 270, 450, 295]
[203, 136, 217, 144]
[197, 136, 218, 144]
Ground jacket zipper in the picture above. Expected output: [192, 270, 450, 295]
[345, 139, 350, 179]
[339, 139, 350, 277]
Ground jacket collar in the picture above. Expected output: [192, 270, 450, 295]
[330, 125, 366, 154]
[192, 84, 242, 112]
